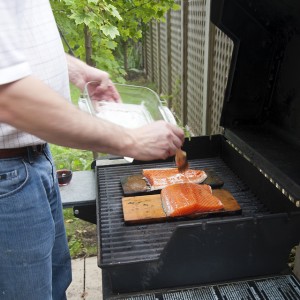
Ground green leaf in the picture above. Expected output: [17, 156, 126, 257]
[104, 40, 117, 50]
[101, 24, 119, 39]
[71, 12, 86, 25]
[63, 0, 74, 6]
[106, 4, 122, 20]
[172, 3, 181, 10]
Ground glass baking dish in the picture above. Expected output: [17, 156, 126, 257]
[78, 82, 176, 159]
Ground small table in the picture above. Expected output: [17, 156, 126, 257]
[59, 170, 96, 208]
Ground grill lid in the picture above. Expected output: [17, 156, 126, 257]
[211, 0, 300, 200]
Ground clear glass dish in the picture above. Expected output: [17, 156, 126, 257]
[82, 82, 174, 123]
[79, 82, 176, 160]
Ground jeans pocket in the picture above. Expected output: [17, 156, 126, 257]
[0, 159, 29, 199]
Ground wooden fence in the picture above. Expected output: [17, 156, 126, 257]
[144, 0, 233, 136]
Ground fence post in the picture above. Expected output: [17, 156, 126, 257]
[149, 22, 154, 82]
[181, 0, 189, 125]
[143, 24, 148, 77]
[157, 22, 162, 94]
[203, 0, 214, 135]
[167, 11, 172, 106]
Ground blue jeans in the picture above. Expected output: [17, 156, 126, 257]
[0, 145, 71, 299]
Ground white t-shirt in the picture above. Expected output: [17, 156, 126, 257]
[0, 0, 70, 148]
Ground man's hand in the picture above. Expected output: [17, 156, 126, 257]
[126, 121, 185, 161]
[66, 54, 120, 102]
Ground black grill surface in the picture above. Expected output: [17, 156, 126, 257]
[97, 157, 269, 266]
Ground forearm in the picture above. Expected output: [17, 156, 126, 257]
[0, 76, 134, 155]
[65, 54, 89, 89]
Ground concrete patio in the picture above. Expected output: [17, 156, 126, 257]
[67, 256, 102, 300]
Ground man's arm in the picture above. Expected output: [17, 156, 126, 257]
[0, 76, 184, 160]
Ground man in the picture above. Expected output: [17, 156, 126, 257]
[0, 1, 184, 299]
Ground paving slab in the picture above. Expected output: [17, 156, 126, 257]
[84, 256, 103, 299]
[67, 258, 85, 299]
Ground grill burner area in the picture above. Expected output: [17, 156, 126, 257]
[97, 156, 268, 266]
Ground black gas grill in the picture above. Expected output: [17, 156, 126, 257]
[97, 148, 269, 266]
[94, 0, 300, 298]
[96, 136, 300, 295]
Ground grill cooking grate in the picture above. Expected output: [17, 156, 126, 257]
[97, 157, 269, 265]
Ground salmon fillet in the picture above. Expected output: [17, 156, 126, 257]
[142, 168, 207, 190]
[161, 183, 224, 217]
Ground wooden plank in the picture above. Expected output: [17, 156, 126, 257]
[122, 189, 241, 224]
[122, 194, 166, 224]
[121, 168, 224, 196]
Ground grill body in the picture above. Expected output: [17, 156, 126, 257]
[96, 136, 300, 293]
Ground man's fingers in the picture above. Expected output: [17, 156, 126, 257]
[165, 124, 185, 150]
[96, 73, 110, 89]
[168, 123, 185, 144]
[93, 81, 121, 102]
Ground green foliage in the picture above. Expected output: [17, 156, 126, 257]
[113, 0, 180, 41]
[51, 0, 124, 79]
[51, 145, 93, 171]
[50, 0, 179, 77]
[70, 83, 81, 105]
[50, 84, 93, 171]
[64, 208, 97, 258]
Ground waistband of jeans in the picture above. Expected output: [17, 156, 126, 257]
[0, 144, 47, 159]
